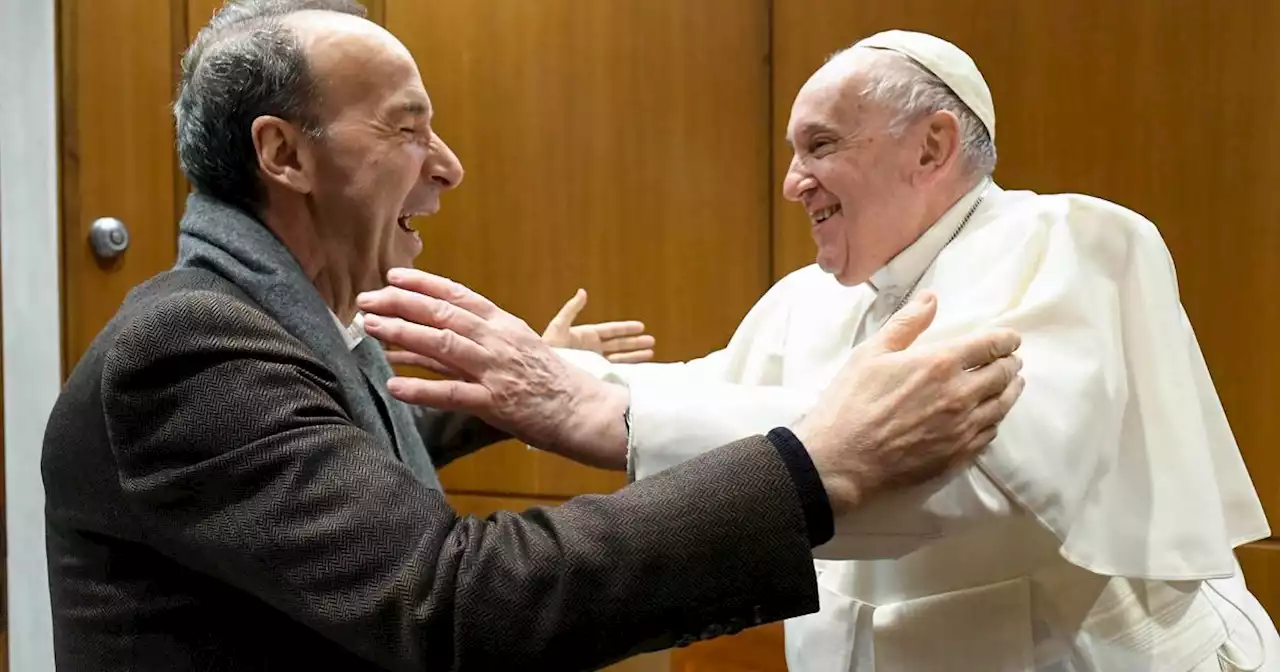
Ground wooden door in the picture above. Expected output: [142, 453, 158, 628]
[763, 1, 1280, 668]
[58, 0, 186, 371]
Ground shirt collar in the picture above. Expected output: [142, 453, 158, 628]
[867, 178, 991, 300]
[329, 310, 366, 351]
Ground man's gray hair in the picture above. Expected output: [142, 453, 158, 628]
[173, 0, 367, 215]
[844, 47, 998, 177]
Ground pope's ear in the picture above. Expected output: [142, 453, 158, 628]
[914, 109, 963, 177]
[252, 115, 315, 194]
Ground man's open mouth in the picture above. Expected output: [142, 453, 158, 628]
[811, 204, 842, 225]
[397, 213, 419, 233]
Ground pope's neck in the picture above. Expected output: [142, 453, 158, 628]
[915, 173, 985, 239]
[259, 205, 360, 325]
[860, 172, 987, 291]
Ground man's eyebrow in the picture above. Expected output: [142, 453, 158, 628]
[398, 100, 431, 118]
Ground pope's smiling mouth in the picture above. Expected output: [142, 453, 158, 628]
[397, 213, 418, 233]
[811, 204, 842, 225]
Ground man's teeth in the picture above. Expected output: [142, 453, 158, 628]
[812, 205, 841, 224]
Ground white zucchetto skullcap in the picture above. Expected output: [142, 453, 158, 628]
[853, 30, 995, 142]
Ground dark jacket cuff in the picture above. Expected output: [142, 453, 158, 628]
[765, 427, 834, 548]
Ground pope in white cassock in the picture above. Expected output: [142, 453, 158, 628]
[551, 30, 1280, 672]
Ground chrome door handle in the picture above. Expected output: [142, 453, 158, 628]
[89, 217, 130, 260]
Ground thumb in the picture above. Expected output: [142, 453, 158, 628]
[544, 288, 588, 335]
[871, 291, 937, 353]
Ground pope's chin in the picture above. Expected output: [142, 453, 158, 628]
[814, 247, 854, 285]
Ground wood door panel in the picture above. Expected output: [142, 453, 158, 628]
[59, 0, 184, 371]
[1239, 540, 1280, 625]
[188, 0, 384, 38]
[438, 442, 626, 499]
[772, 0, 1280, 545]
[672, 622, 785, 672]
[388, 0, 773, 498]
[186, 0, 220, 39]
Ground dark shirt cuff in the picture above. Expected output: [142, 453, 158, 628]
[765, 427, 834, 548]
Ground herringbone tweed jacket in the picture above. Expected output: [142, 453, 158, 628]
[42, 200, 827, 671]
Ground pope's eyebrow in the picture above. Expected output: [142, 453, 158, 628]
[786, 122, 839, 148]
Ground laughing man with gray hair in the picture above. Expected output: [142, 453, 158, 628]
[537, 30, 1280, 670]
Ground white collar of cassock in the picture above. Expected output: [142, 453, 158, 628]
[865, 178, 991, 303]
[329, 310, 366, 351]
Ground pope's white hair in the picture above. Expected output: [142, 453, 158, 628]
[836, 46, 997, 177]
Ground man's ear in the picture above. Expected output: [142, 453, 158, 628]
[251, 115, 315, 195]
[914, 110, 962, 181]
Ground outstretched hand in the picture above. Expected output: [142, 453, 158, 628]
[542, 289, 655, 363]
[357, 268, 630, 469]
[798, 291, 1025, 515]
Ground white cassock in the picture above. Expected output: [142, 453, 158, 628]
[557, 179, 1280, 671]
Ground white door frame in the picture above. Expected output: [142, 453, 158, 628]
[0, 0, 61, 667]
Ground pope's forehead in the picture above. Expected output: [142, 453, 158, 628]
[788, 51, 878, 131]
[803, 47, 893, 94]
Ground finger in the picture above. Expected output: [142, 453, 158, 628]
[965, 373, 1026, 439]
[599, 335, 656, 354]
[867, 291, 938, 353]
[545, 289, 588, 335]
[606, 349, 654, 364]
[384, 350, 466, 379]
[359, 286, 488, 339]
[963, 353, 1022, 402]
[589, 320, 647, 340]
[961, 426, 999, 461]
[385, 349, 434, 367]
[380, 267, 502, 320]
[995, 373, 1026, 418]
[385, 376, 492, 411]
[951, 328, 1022, 371]
[363, 314, 490, 376]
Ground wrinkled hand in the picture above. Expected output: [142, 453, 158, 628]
[542, 289, 656, 363]
[357, 268, 630, 469]
[798, 291, 1025, 515]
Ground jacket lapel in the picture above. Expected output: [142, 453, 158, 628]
[173, 193, 441, 488]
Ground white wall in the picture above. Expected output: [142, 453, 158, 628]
[0, 0, 60, 667]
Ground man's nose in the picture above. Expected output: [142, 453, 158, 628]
[425, 132, 465, 189]
[781, 156, 814, 202]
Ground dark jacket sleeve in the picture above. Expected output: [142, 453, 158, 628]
[100, 290, 821, 672]
[411, 405, 510, 469]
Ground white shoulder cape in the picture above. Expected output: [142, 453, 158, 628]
[880, 188, 1268, 579]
